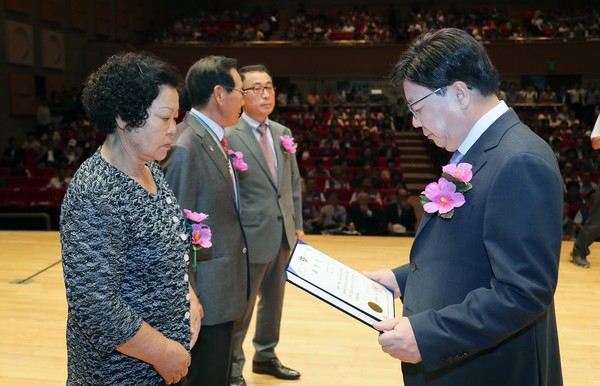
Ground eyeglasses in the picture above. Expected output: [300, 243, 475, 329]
[407, 87, 444, 119]
[222, 86, 247, 97]
[242, 86, 277, 95]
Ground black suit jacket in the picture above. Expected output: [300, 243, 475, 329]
[384, 203, 417, 232]
[348, 204, 385, 235]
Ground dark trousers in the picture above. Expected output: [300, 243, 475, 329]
[231, 236, 290, 378]
[181, 321, 235, 386]
[573, 193, 600, 258]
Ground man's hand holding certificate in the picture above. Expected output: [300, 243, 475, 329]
[286, 240, 395, 329]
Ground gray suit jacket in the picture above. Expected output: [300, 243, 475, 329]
[226, 118, 303, 263]
[161, 112, 249, 326]
[394, 109, 563, 386]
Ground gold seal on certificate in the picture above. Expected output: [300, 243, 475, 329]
[286, 240, 395, 329]
[368, 301, 383, 313]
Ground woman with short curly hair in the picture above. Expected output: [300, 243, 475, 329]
[61, 51, 202, 386]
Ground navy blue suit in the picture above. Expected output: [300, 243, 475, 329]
[394, 109, 563, 386]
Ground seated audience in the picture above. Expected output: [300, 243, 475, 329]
[562, 202, 576, 240]
[319, 190, 350, 235]
[47, 166, 73, 188]
[37, 138, 63, 167]
[307, 159, 331, 177]
[62, 139, 84, 167]
[302, 192, 322, 234]
[304, 177, 325, 202]
[9, 161, 32, 177]
[324, 163, 351, 189]
[348, 192, 385, 235]
[574, 190, 595, 236]
[350, 177, 382, 205]
[579, 171, 598, 195]
[1, 137, 25, 168]
[21, 132, 42, 153]
[384, 187, 417, 235]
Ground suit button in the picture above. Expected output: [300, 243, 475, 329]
[242, 247, 247, 254]
[410, 262, 417, 271]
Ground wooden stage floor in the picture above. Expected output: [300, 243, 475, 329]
[0, 232, 598, 385]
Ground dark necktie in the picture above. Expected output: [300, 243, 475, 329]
[257, 123, 278, 184]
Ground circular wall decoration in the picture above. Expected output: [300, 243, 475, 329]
[42, 29, 65, 69]
[6, 21, 34, 66]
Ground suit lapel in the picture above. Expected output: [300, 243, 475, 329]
[413, 109, 518, 239]
[236, 119, 278, 188]
[271, 123, 284, 189]
[185, 113, 236, 199]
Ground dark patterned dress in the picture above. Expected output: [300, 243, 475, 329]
[60, 149, 191, 385]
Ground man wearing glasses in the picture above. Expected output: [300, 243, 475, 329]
[226, 65, 303, 386]
[365, 28, 563, 385]
[162, 55, 249, 386]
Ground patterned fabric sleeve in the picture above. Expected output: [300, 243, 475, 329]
[61, 177, 143, 355]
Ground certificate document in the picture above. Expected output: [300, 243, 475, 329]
[286, 240, 395, 329]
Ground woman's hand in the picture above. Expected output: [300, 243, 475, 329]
[189, 286, 203, 349]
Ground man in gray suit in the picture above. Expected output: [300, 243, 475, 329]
[226, 65, 303, 386]
[162, 55, 249, 386]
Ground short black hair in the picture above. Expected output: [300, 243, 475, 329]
[81, 51, 183, 133]
[391, 28, 499, 97]
[238, 64, 271, 81]
[185, 55, 237, 108]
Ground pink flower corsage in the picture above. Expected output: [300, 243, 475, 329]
[420, 162, 473, 219]
[281, 135, 297, 154]
[227, 149, 248, 171]
[184, 209, 213, 271]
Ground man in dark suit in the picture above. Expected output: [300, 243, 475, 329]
[366, 28, 563, 386]
[226, 64, 303, 386]
[383, 186, 417, 235]
[348, 191, 386, 236]
[162, 55, 249, 386]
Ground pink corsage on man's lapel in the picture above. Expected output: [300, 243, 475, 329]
[420, 163, 473, 219]
[280, 130, 297, 154]
[183, 209, 212, 272]
[228, 149, 248, 171]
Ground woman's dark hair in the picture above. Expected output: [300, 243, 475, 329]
[185, 55, 237, 108]
[391, 28, 499, 97]
[81, 51, 183, 133]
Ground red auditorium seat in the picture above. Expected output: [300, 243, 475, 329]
[30, 188, 58, 207]
[0, 187, 31, 207]
[5, 176, 31, 188]
[29, 177, 50, 188]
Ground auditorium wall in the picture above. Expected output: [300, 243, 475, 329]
[0, 0, 596, 145]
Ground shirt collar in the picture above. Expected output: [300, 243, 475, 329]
[190, 108, 225, 141]
[242, 112, 268, 134]
[458, 100, 509, 156]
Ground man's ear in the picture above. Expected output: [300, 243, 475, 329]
[452, 81, 471, 108]
[213, 85, 224, 103]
